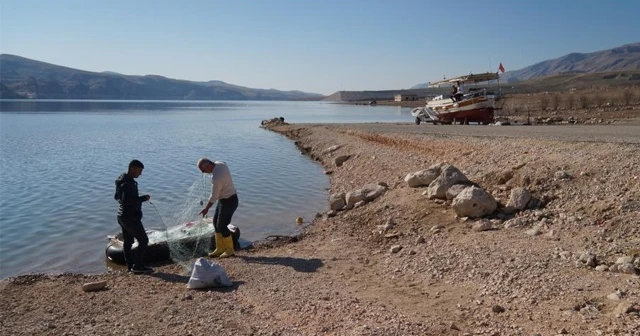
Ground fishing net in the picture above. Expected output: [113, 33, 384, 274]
[148, 175, 214, 272]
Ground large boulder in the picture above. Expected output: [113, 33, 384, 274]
[427, 164, 470, 199]
[452, 186, 497, 218]
[506, 187, 531, 211]
[329, 193, 346, 211]
[345, 183, 387, 206]
[404, 163, 443, 188]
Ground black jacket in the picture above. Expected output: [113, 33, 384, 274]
[114, 173, 147, 219]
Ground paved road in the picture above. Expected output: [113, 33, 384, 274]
[317, 122, 640, 144]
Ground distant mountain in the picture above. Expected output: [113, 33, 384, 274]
[500, 42, 640, 83]
[411, 42, 640, 88]
[0, 54, 324, 100]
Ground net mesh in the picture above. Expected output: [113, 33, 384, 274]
[148, 175, 213, 272]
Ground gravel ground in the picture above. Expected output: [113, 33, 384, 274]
[322, 120, 640, 144]
[1, 120, 639, 336]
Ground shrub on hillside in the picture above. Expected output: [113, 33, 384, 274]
[578, 95, 589, 109]
[566, 95, 575, 109]
[539, 96, 549, 111]
[622, 90, 635, 106]
[592, 95, 604, 107]
[550, 95, 561, 110]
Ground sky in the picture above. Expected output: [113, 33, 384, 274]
[1, 0, 639, 95]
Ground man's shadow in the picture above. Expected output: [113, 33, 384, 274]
[148, 271, 190, 283]
[239, 255, 323, 273]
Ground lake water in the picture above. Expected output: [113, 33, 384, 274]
[0, 100, 413, 278]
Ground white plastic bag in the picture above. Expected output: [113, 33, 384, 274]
[186, 257, 232, 289]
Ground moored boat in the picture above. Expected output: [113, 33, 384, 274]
[412, 72, 505, 125]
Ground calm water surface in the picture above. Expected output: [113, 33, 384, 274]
[0, 100, 413, 278]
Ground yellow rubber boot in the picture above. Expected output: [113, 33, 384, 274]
[208, 233, 226, 257]
[219, 235, 235, 258]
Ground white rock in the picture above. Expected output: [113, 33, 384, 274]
[322, 145, 341, 154]
[82, 281, 107, 292]
[525, 227, 542, 236]
[381, 220, 394, 232]
[446, 184, 468, 200]
[427, 164, 470, 199]
[329, 193, 346, 211]
[595, 265, 608, 272]
[506, 187, 531, 211]
[472, 219, 492, 232]
[607, 292, 622, 300]
[615, 256, 634, 265]
[345, 184, 387, 206]
[554, 170, 573, 180]
[503, 217, 530, 228]
[404, 164, 442, 188]
[577, 251, 598, 268]
[452, 186, 497, 218]
[616, 263, 637, 274]
[559, 251, 572, 260]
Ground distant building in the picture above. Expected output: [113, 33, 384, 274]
[394, 94, 419, 102]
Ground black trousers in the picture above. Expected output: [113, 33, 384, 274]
[117, 217, 149, 268]
[212, 194, 238, 237]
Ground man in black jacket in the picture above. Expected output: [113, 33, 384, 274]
[114, 160, 153, 274]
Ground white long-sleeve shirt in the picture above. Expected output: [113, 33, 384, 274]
[208, 161, 237, 203]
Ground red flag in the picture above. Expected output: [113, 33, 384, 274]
[498, 62, 505, 73]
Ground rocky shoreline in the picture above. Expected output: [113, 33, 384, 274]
[2, 120, 639, 335]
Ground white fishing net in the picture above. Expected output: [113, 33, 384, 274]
[148, 175, 214, 271]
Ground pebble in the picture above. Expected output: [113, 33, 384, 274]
[525, 227, 542, 236]
[492, 305, 505, 313]
[607, 292, 622, 301]
[81, 281, 107, 292]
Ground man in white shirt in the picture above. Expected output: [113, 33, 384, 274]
[453, 81, 465, 102]
[197, 158, 239, 258]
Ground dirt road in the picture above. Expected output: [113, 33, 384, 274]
[315, 121, 640, 144]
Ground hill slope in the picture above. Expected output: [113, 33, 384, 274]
[0, 54, 324, 100]
[501, 42, 640, 83]
[411, 42, 640, 88]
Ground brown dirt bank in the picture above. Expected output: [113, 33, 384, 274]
[2, 123, 639, 335]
